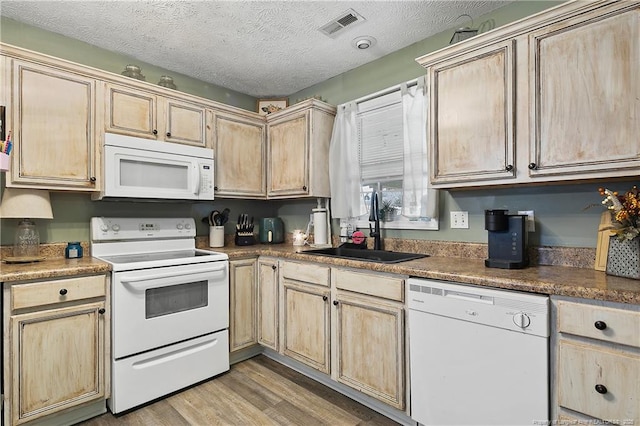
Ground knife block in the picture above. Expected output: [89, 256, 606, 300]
[235, 231, 255, 246]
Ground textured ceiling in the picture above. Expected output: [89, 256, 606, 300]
[1, 1, 511, 98]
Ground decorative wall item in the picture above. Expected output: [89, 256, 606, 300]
[257, 98, 288, 115]
[158, 75, 177, 89]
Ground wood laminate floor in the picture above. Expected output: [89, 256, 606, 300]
[81, 355, 399, 426]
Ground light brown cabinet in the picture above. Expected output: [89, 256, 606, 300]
[105, 83, 210, 147]
[212, 110, 266, 198]
[3, 274, 110, 426]
[552, 297, 640, 423]
[280, 261, 331, 374]
[266, 99, 335, 199]
[1, 56, 100, 191]
[417, 1, 640, 188]
[257, 257, 279, 350]
[229, 258, 258, 353]
[332, 268, 405, 410]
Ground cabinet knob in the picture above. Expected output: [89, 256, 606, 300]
[89, 176, 96, 183]
[528, 162, 537, 170]
[59, 288, 68, 296]
[214, 186, 219, 191]
[271, 265, 277, 270]
[152, 129, 158, 135]
[302, 185, 307, 191]
[595, 384, 608, 394]
[333, 300, 339, 306]
[505, 164, 513, 172]
[166, 132, 171, 138]
[322, 295, 328, 301]
[594, 320, 607, 330]
[98, 308, 106, 315]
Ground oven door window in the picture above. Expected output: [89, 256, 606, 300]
[145, 280, 208, 318]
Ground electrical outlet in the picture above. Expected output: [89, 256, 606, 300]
[518, 210, 535, 232]
[450, 211, 469, 229]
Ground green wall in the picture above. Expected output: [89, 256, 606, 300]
[1, 2, 636, 249]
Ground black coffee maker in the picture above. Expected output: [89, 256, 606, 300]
[484, 210, 528, 269]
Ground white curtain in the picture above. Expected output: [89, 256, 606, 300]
[402, 77, 438, 219]
[329, 102, 366, 219]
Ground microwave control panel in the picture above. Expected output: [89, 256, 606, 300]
[200, 163, 214, 198]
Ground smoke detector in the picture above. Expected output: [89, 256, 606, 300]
[352, 36, 376, 50]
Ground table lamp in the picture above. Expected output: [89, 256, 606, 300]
[0, 188, 54, 259]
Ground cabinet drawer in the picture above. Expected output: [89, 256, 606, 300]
[333, 269, 404, 302]
[12, 275, 107, 310]
[558, 341, 640, 421]
[557, 301, 640, 348]
[280, 261, 330, 287]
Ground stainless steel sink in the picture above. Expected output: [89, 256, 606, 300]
[302, 247, 428, 264]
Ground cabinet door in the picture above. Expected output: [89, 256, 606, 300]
[268, 112, 309, 197]
[529, 4, 640, 178]
[164, 98, 208, 147]
[105, 83, 158, 139]
[281, 279, 330, 373]
[8, 60, 98, 190]
[334, 292, 405, 409]
[10, 302, 106, 424]
[257, 258, 278, 350]
[229, 259, 257, 352]
[429, 40, 516, 185]
[213, 111, 266, 198]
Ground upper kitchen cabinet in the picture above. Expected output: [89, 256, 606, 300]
[266, 99, 336, 199]
[417, 1, 640, 189]
[425, 40, 517, 186]
[105, 83, 211, 148]
[212, 109, 266, 198]
[1, 53, 100, 191]
[528, 3, 640, 178]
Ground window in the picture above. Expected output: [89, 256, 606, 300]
[353, 80, 438, 230]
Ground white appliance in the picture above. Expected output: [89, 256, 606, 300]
[90, 217, 229, 414]
[407, 278, 549, 426]
[93, 133, 215, 201]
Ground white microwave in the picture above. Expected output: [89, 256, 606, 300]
[94, 133, 214, 201]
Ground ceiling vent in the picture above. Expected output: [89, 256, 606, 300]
[319, 9, 366, 38]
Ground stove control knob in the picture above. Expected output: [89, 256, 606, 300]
[176, 224, 184, 230]
[111, 224, 120, 232]
[184, 223, 192, 229]
[100, 224, 109, 232]
[513, 312, 531, 329]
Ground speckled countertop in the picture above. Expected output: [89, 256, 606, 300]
[1, 240, 639, 305]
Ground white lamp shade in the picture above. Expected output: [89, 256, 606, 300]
[0, 188, 54, 219]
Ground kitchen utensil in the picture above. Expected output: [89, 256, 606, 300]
[219, 208, 230, 225]
[235, 212, 255, 246]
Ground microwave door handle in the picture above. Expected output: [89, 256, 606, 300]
[191, 163, 200, 195]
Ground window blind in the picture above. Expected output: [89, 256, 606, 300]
[357, 92, 403, 183]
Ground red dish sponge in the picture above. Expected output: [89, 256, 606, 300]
[351, 231, 366, 245]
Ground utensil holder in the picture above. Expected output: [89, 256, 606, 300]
[235, 232, 255, 246]
[209, 226, 225, 248]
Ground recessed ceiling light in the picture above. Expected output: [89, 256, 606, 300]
[352, 36, 376, 50]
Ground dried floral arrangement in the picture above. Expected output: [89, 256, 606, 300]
[599, 185, 640, 241]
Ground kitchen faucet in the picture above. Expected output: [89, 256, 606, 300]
[369, 190, 382, 250]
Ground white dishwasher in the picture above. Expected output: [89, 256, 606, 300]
[407, 278, 549, 426]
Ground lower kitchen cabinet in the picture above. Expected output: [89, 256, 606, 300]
[3, 274, 109, 426]
[257, 257, 279, 350]
[280, 261, 331, 374]
[229, 258, 258, 352]
[552, 296, 640, 423]
[332, 268, 405, 410]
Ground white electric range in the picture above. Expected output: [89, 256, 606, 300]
[90, 217, 229, 414]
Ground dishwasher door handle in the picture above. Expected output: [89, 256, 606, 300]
[444, 290, 494, 304]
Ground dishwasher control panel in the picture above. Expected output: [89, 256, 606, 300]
[407, 278, 549, 337]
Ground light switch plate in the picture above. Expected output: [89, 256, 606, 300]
[450, 211, 469, 229]
[518, 210, 535, 232]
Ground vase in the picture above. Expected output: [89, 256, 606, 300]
[606, 236, 640, 279]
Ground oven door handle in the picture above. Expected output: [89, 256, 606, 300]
[119, 267, 225, 290]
